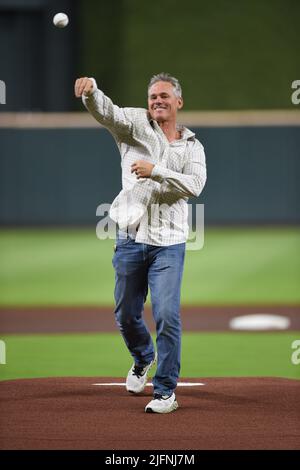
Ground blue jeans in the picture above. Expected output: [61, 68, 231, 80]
[112, 235, 186, 396]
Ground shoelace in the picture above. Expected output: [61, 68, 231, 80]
[153, 393, 171, 401]
[132, 365, 146, 379]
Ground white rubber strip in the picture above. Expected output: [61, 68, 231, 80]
[93, 382, 205, 387]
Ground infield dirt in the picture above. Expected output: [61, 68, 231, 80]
[0, 376, 299, 450]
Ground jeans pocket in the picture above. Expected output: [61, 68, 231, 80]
[115, 236, 133, 250]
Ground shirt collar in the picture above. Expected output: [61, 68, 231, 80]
[148, 114, 195, 142]
[178, 125, 195, 141]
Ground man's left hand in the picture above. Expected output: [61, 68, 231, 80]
[131, 160, 154, 179]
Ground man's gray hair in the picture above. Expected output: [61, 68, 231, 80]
[148, 72, 182, 98]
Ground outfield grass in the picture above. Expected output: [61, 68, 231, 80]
[0, 332, 299, 381]
[0, 227, 299, 306]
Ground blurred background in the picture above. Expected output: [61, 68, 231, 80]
[0, 0, 299, 381]
[0, 0, 300, 225]
[1, 0, 300, 111]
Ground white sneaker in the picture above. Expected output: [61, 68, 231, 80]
[126, 353, 157, 394]
[145, 392, 178, 414]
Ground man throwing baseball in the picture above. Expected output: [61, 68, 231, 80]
[75, 73, 206, 413]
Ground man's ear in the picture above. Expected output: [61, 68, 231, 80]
[177, 97, 184, 110]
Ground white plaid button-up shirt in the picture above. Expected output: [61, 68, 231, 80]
[83, 80, 207, 246]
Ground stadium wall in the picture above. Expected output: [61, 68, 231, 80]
[0, 112, 299, 225]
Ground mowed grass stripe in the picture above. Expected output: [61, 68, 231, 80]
[0, 332, 299, 381]
[0, 227, 299, 305]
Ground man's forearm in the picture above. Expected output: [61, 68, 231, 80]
[82, 88, 111, 126]
[151, 163, 207, 198]
[80, 78, 133, 137]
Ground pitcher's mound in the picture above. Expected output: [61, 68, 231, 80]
[0, 377, 299, 450]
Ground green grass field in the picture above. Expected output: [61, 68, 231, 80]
[0, 227, 299, 381]
[1, 332, 299, 381]
[0, 227, 299, 306]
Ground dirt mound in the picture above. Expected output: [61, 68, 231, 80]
[0, 377, 299, 449]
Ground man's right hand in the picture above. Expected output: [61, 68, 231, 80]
[74, 77, 94, 98]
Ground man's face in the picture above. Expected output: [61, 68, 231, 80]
[148, 81, 183, 122]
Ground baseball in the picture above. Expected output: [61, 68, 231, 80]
[53, 13, 69, 28]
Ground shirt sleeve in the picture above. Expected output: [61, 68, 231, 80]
[151, 140, 207, 198]
[82, 78, 133, 139]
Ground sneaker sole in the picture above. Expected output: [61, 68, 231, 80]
[126, 353, 157, 394]
[145, 400, 179, 414]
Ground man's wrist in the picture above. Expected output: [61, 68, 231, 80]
[151, 165, 167, 183]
